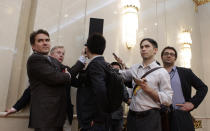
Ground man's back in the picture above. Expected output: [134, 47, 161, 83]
[77, 56, 109, 129]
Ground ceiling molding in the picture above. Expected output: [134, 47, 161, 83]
[193, 0, 210, 6]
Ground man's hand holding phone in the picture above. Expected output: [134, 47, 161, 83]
[112, 53, 127, 69]
[133, 78, 148, 95]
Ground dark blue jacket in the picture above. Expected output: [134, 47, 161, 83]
[77, 56, 109, 129]
[176, 67, 208, 109]
[111, 85, 129, 120]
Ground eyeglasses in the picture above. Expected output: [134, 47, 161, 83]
[163, 52, 176, 57]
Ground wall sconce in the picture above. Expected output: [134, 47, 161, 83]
[180, 31, 192, 68]
[122, 0, 140, 49]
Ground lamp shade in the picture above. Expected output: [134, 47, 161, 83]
[122, 0, 140, 49]
[122, 0, 140, 10]
[180, 31, 192, 44]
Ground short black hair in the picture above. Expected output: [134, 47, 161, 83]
[161, 46, 177, 59]
[140, 38, 158, 48]
[30, 29, 49, 45]
[110, 62, 122, 69]
[86, 33, 106, 55]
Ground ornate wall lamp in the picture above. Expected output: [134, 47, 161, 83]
[122, 0, 140, 49]
[179, 30, 192, 68]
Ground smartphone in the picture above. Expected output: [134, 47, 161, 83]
[112, 53, 118, 58]
[82, 46, 87, 55]
[84, 47, 87, 55]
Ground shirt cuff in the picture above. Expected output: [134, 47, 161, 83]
[158, 92, 172, 106]
[78, 55, 87, 64]
[11, 107, 17, 112]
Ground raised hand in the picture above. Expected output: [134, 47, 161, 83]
[82, 47, 87, 57]
[113, 53, 127, 69]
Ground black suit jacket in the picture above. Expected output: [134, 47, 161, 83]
[14, 55, 83, 125]
[62, 64, 83, 125]
[177, 67, 208, 109]
[13, 86, 30, 111]
[111, 85, 129, 119]
[77, 56, 109, 129]
[27, 53, 83, 128]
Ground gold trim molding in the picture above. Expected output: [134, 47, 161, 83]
[193, 0, 210, 6]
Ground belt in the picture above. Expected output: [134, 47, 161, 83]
[94, 120, 105, 125]
[129, 108, 159, 118]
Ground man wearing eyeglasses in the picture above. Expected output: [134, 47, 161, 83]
[161, 46, 208, 131]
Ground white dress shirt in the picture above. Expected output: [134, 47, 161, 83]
[120, 61, 173, 112]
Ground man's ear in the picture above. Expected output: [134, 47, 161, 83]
[154, 48, 158, 55]
[31, 44, 35, 51]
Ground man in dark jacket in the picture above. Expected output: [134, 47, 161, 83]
[4, 45, 85, 131]
[77, 33, 109, 131]
[161, 46, 208, 131]
[27, 29, 84, 131]
[110, 62, 130, 131]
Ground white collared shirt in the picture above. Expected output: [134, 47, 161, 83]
[120, 61, 173, 112]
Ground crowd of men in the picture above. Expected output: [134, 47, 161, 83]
[4, 29, 208, 131]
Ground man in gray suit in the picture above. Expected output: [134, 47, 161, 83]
[27, 29, 84, 131]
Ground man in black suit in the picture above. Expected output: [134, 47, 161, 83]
[4, 45, 84, 131]
[26, 29, 84, 131]
[77, 33, 109, 131]
[161, 46, 208, 131]
[110, 62, 130, 131]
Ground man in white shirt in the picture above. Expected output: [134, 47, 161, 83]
[119, 38, 173, 131]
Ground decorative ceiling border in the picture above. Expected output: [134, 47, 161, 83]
[193, 0, 210, 6]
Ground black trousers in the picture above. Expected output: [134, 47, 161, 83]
[34, 127, 63, 131]
[170, 110, 195, 131]
[127, 109, 161, 131]
[110, 119, 123, 131]
[80, 123, 106, 131]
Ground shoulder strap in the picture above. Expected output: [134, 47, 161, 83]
[132, 67, 163, 97]
[141, 67, 163, 79]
